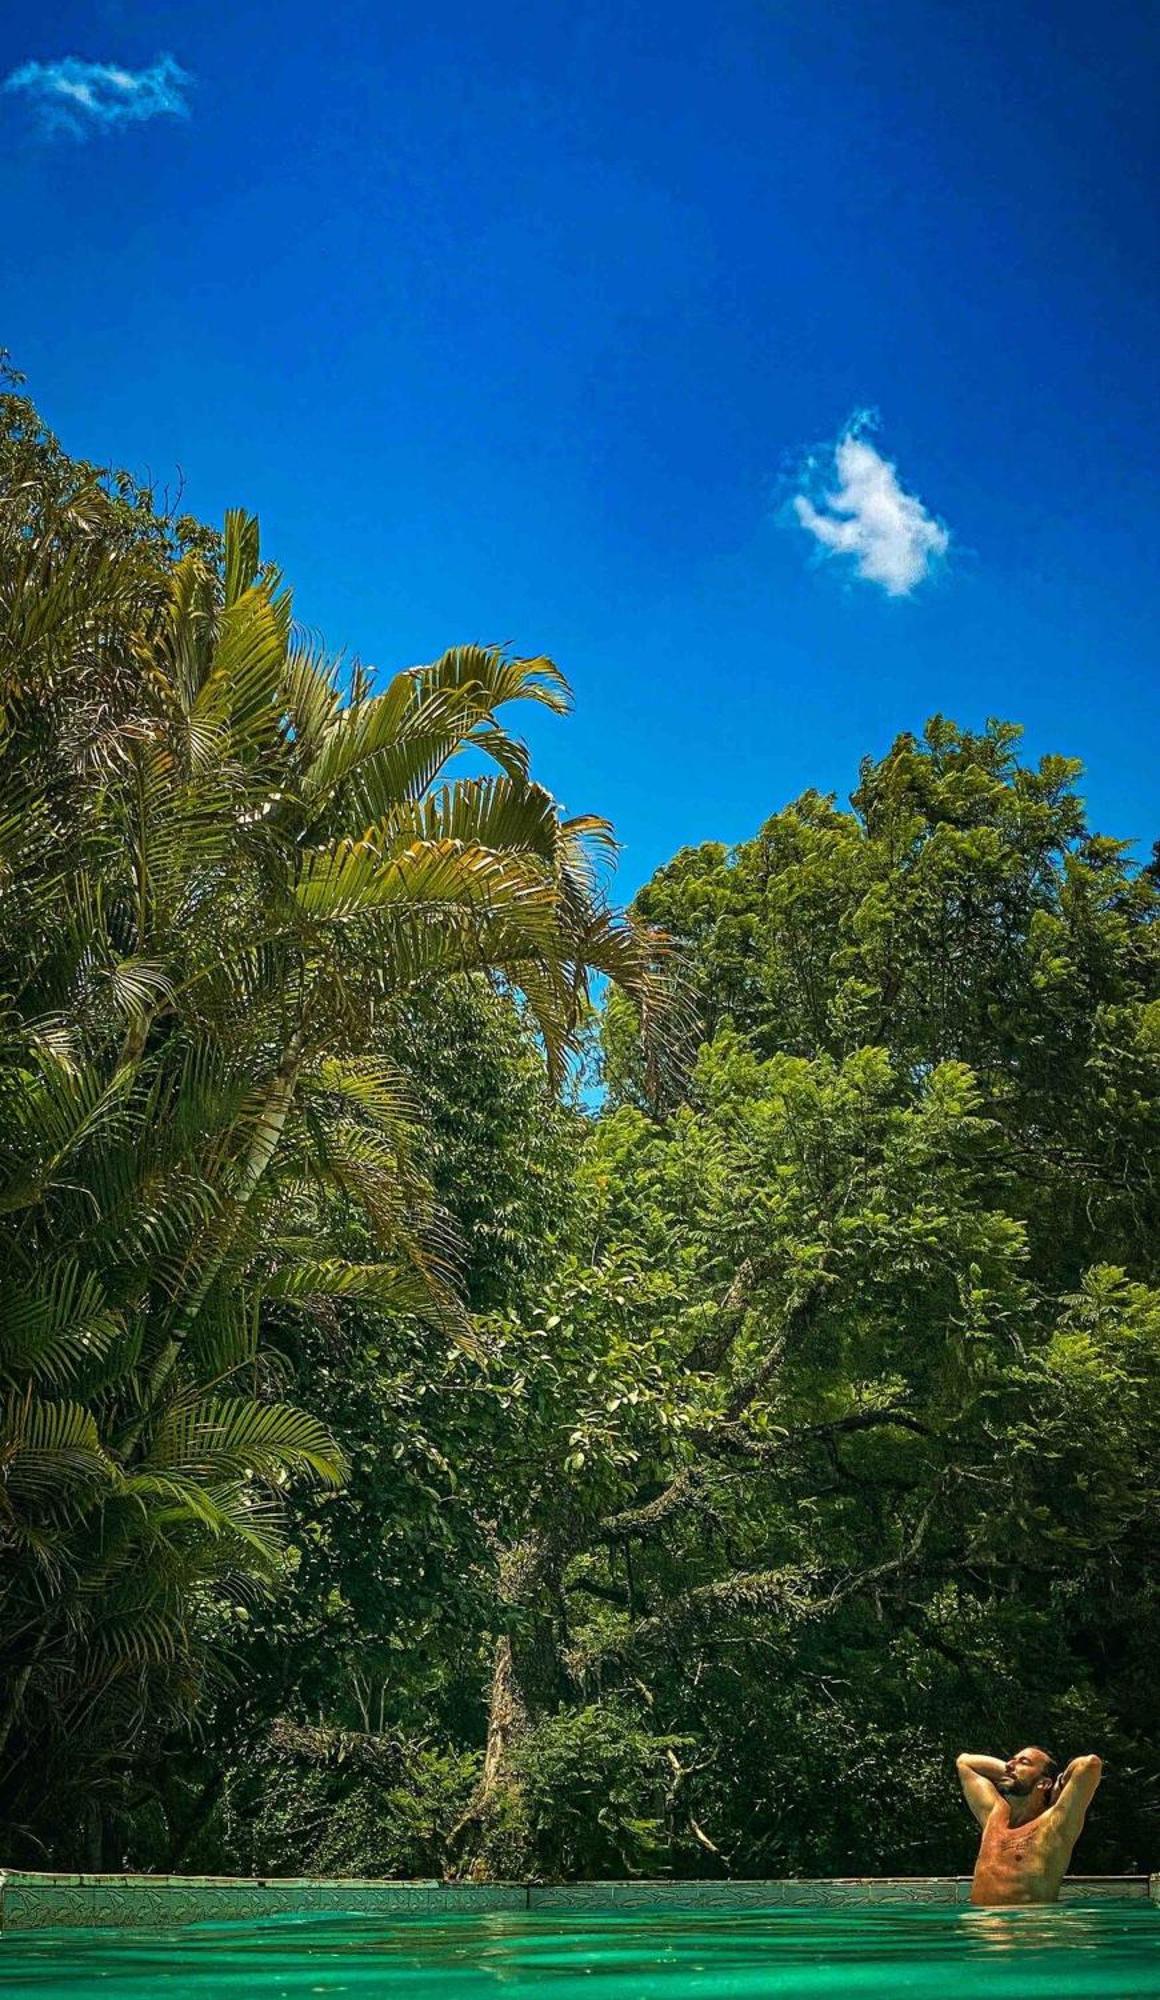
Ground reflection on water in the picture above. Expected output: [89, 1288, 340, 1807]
[1, 1901, 1155, 2000]
[960, 1905, 1109, 1955]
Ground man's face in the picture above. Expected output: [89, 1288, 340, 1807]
[997, 1747, 1052, 1798]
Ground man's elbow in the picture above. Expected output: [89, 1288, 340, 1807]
[1067, 1754, 1103, 1792]
[955, 1753, 971, 1770]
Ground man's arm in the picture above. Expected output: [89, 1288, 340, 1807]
[1048, 1755, 1103, 1839]
[956, 1753, 1006, 1827]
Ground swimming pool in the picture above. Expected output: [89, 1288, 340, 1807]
[2, 1902, 1157, 1999]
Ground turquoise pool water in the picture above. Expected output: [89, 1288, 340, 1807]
[2, 1903, 1157, 1998]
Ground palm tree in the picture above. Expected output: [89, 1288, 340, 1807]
[0, 494, 678, 1857]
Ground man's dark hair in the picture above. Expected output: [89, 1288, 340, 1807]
[1038, 1750, 1060, 1784]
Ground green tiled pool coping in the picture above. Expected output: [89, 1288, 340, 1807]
[1, 1869, 1156, 1931]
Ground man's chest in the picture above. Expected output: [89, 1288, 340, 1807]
[980, 1819, 1061, 1879]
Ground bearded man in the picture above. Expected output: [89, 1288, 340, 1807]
[956, 1746, 1103, 1905]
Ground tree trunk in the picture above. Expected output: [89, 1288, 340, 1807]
[165, 1768, 227, 1873]
[0, 1630, 47, 1769]
[83, 1796, 105, 1873]
[445, 1529, 577, 1879]
[479, 1634, 527, 1799]
[446, 1633, 532, 1880]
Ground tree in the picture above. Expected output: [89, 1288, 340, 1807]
[445, 1043, 1029, 1872]
[154, 718, 1159, 1885]
[446, 721, 1160, 1878]
[0, 412, 675, 1862]
[7, 377, 1155, 1883]
[608, 719, 1160, 1282]
[160, 982, 585, 1877]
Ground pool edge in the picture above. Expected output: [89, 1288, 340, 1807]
[1, 1870, 1155, 1932]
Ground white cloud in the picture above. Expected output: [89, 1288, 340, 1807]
[792, 418, 949, 597]
[4, 55, 191, 139]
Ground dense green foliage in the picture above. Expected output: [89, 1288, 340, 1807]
[0, 381, 670, 1867]
[2, 385, 1157, 1880]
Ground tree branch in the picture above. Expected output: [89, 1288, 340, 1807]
[683, 1259, 758, 1374]
[599, 1465, 706, 1542]
[614, 1492, 938, 1657]
[568, 1574, 633, 1609]
[697, 1406, 930, 1463]
[593, 1287, 843, 1551]
[626, 1564, 823, 1649]
[720, 1285, 824, 1423]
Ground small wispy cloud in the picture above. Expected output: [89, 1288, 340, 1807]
[4, 54, 191, 140]
[792, 415, 949, 597]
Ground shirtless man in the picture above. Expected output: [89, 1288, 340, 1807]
[956, 1746, 1103, 1905]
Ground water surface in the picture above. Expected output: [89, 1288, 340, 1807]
[3, 1901, 1157, 1999]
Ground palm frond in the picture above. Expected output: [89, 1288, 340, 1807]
[264, 1257, 453, 1319]
[411, 644, 571, 717]
[295, 835, 559, 929]
[144, 1397, 346, 1489]
[0, 1262, 123, 1393]
[0, 1396, 115, 1504]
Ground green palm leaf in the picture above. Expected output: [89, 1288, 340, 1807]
[144, 1397, 346, 1489]
[0, 1262, 123, 1392]
[0, 475, 679, 1825]
[0, 1396, 115, 1503]
[295, 834, 560, 928]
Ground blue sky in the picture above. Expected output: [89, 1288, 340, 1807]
[4, 0, 1157, 893]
